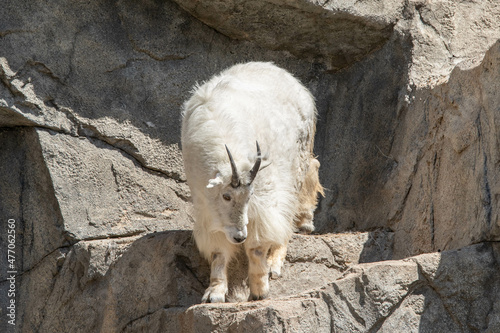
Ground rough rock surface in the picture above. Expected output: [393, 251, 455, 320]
[170, 0, 404, 70]
[1, 0, 500, 332]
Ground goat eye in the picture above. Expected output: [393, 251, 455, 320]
[222, 194, 231, 201]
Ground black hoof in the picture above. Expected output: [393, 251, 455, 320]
[249, 294, 267, 301]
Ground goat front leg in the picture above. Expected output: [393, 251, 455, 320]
[202, 252, 229, 303]
[268, 243, 287, 279]
[246, 245, 271, 301]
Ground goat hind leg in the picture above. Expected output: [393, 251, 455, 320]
[295, 157, 324, 234]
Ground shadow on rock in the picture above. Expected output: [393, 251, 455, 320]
[29, 230, 209, 332]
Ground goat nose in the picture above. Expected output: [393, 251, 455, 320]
[233, 235, 247, 244]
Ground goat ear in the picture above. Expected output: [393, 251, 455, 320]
[206, 173, 223, 188]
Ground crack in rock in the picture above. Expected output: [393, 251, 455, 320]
[0, 57, 186, 183]
[413, 260, 465, 331]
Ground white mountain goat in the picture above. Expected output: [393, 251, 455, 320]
[181, 62, 323, 302]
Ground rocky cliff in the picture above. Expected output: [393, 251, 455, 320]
[1, 0, 499, 332]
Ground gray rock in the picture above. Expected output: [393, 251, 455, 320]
[8, 228, 392, 332]
[122, 242, 500, 333]
[36, 128, 192, 241]
[314, 33, 500, 259]
[0, 0, 314, 180]
[170, 0, 405, 70]
[386, 40, 500, 257]
[0, 128, 68, 276]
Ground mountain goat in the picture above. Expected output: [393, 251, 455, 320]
[181, 62, 323, 302]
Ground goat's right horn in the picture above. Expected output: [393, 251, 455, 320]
[225, 145, 240, 188]
[248, 141, 262, 185]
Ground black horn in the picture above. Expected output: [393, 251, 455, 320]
[248, 141, 262, 185]
[225, 145, 240, 188]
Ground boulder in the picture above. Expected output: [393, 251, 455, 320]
[122, 242, 500, 333]
[12, 229, 393, 332]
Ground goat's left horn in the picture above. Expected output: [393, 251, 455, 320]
[248, 141, 262, 185]
[225, 145, 240, 188]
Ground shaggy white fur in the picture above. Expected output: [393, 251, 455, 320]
[181, 62, 322, 302]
